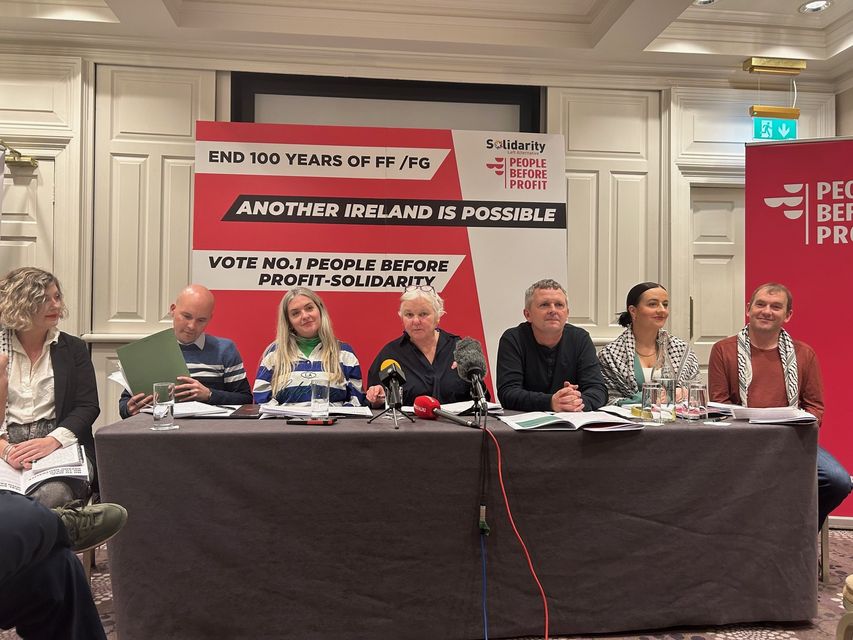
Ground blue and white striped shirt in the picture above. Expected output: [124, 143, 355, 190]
[253, 341, 366, 406]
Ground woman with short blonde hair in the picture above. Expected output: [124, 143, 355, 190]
[365, 285, 484, 407]
[0, 267, 99, 507]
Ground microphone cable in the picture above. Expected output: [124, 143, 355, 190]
[480, 532, 489, 640]
[483, 426, 550, 640]
[478, 427, 491, 639]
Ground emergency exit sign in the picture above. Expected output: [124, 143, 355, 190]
[753, 117, 798, 140]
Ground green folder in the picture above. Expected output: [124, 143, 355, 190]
[117, 329, 190, 396]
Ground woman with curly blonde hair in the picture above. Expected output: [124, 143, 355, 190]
[253, 287, 365, 406]
[0, 267, 99, 507]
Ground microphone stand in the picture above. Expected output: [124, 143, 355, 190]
[469, 377, 489, 427]
[368, 382, 414, 428]
[368, 403, 414, 428]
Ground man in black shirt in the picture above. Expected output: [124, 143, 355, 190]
[496, 279, 607, 412]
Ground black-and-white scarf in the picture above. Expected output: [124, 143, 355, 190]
[599, 327, 698, 400]
[736, 325, 798, 407]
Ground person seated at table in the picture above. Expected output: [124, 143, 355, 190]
[253, 287, 366, 406]
[365, 285, 488, 407]
[0, 267, 99, 507]
[120, 284, 252, 417]
[598, 282, 699, 405]
[496, 278, 607, 412]
[708, 282, 851, 529]
[0, 491, 127, 639]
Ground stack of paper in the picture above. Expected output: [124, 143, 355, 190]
[729, 406, 817, 424]
[259, 404, 373, 418]
[141, 401, 231, 418]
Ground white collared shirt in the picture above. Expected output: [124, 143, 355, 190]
[6, 328, 77, 447]
[178, 334, 206, 350]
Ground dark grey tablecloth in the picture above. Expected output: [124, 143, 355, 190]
[96, 414, 817, 640]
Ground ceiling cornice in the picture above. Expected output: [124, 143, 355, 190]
[0, 29, 838, 94]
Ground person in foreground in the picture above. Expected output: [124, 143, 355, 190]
[598, 282, 699, 405]
[0, 491, 127, 640]
[254, 287, 366, 406]
[365, 285, 484, 407]
[0, 268, 99, 507]
[120, 284, 252, 417]
[496, 278, 607, 412]
[708, 282, 851, 528]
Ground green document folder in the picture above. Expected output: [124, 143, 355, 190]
[116, 329, 190, 395]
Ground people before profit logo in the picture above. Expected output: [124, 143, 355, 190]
[763, 180, 853, 245]
[763, 183, 804, 220]
[486, 157, 505, 176]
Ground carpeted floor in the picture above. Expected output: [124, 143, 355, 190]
[3, 532, 853, 639]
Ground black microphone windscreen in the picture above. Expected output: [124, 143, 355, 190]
[379, 359, 406, 384]
[454, 337, 486, 380]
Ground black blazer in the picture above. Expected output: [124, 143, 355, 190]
[51, 332, 100, 467]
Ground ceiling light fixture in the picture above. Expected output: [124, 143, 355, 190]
[742, 57, 807, 75]
[693, 0, 719, 5]
[799, 1, 831, 13]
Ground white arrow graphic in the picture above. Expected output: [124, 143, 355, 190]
[779, 123, 791, 138]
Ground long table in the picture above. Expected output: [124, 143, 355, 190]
[96, 414, 818, 639]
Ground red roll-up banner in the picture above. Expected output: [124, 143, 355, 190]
[746, 137, 853, 516]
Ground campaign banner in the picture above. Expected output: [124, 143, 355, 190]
[193, 122, 568, 396]
[746, 137, 853, 515]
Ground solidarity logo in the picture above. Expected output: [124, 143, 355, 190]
[763, 183, 804, 220]
[485, 157, 505, 176]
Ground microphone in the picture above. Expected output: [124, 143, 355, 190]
[379, 358, 405, 410]
[453, 337, 488, 408]
[413, 395, 479, 429]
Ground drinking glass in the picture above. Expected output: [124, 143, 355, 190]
[310, 379, 330, 418]
[641, 382, 662, 421]
[656, 378, 677, 423]
[151, 382, 178, 431]
[687, 383, 709, 421]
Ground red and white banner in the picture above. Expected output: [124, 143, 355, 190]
[746, 137, 853, 515]
[192, 121, 567, 394]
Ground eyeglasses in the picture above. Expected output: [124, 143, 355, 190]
[404, 285, 436, 293]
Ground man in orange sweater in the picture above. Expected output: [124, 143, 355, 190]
[709, 282, 851, 528]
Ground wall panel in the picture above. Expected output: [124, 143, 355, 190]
[547, 87, 660, 341]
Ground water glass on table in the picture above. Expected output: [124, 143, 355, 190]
[151, 382, 178, 431]
[310, 379, 330, 418]
[686, 382, 709, 421]
[641, 382, 662, 421]
[655, 378, 677, 423]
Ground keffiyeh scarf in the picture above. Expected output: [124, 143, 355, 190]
[599, 328, 698, 400]
[736, 325, 798, 407]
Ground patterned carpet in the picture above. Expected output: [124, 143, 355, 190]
[2, 532, 853, 639]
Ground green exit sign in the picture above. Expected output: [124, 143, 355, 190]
[753, 117, 798, 140]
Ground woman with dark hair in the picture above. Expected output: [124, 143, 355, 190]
[598, 282, 699, 405]
[253, 287, 366, 406]
[0, 267, 99, 507]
